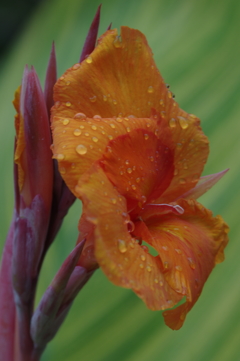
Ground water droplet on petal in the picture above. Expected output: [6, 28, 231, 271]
[113, 99, 117, 105]
[56, 153, 65, 160]
[76, 144, 87, 155]
[93, 115, 101, 119]
[118, 239, 127, 253]
[175, 265, 182, 271]
[86, 56, 93, 64]
[127, 168, 132, 174]
[65, 102, 71, 107]
[124, 220, 135, 232]
[74, 112, 86, 119]
[62, 118, 69, 125]
[73, 129, 81, 136]
[92, 137, 98, 143]
[179, 178, 186, 184]
[72, 63, 80, 70]
[146, 266, 152, 272]
[169, 118, 177, 128]
[154, 279, 159, 284]
[188, 257, 196, 269]
[91, 125, 97, 130]
[147, 86, 154, 93]
[139, 263, 144, 269]
[131, 184, 136, 190]
[90, 95, 97, 103]
[113, 35, 122, 48]
[164, 261, 169, 269]
[110, 123, 116, 129]
[144, 133, 149, 140]
[111, 198, 117, 204]
[178, 116, 189, 129]
[141, 254, 146, 261]
[162, 246, 168, 251]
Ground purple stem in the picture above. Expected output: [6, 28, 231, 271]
[0, 217, 16, 361]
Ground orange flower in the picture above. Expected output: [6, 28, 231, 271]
[51, 27, 229, 329]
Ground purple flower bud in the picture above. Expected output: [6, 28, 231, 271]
[31, 241, 85, 348]
[79, 5, 101, 62]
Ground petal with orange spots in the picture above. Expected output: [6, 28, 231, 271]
[76, 163, 182, 311]
[52, 26, 209, 202]
[134, 198, 229, 329]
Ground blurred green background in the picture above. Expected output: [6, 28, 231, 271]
[0, 0, 239, 360]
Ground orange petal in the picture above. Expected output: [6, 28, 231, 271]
[51, 114, 173, 198]
[136, 198, 229, 329]
[76, 163, 182, 310]
[52, 26, 209, 201]
[177, 169, 229, 200]
[101, 123, 174, 211]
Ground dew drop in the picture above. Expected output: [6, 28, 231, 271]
[169, 118, 177, 128]
[113, 99, 117, 105]
[84, 132, 90, 137]
[136, 177, 141, 183]
[141, 195, 147, 204]
[141, 254, 146, 261]
[144, 133, 149, 140]
[93, 115, 101, 119]
[179, 178, 186, 184]
[146, 266, 152, 272]
[178, 116, 189, 129]
[188, 257, 196, 269]
[76, 144, 87, 155]
[86, 56, 93, 64]
[175, 248, 182, 255]
[74, 112, 86, 119]
[56, 153, 65, 160]
[90, 95, 97, 103]
[73, 129, 81, 136]
[103, 95, 107, 101]
[111, 198, 117, 204]
[175, 265, 182, 271]
[163, 261, 169, 269]
[72, 63, 80, 70]
[126, 127, 131, 133]
[92, 136, 98, 143]
[65, 102, 71, 107]
[160, 281, 164, 286]
[118, 239, 127, 253]
[159, 99, 164, 106]
[113, 35, 122, 48]
[139, 263, 144, 269]
[154, 279, 159, 284]
[62, 118, 69, 125]
[162, 246, 168, 251]
[127, 168, 132, 174]
[108, 135, 113, 140]
[116, 117, 123, 123]
[147, 86, 154, 93]
[124, 220, 135, 232]
[131, 184, 136, 190]
[110, 123, 116, 129]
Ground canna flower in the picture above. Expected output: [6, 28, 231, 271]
[51, 27, 229, 330]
